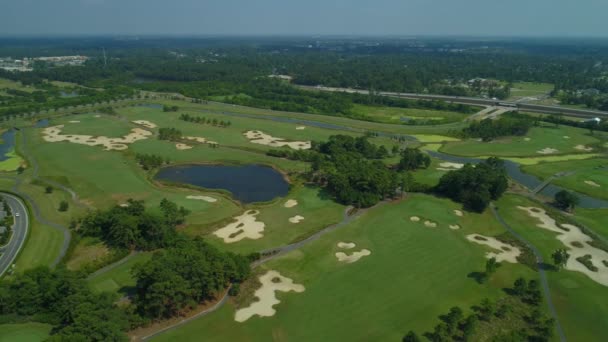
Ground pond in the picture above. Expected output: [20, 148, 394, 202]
[155, 164, 289, 204]
[0, 130, 16, 161]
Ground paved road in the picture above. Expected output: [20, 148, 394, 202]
[300, 85, 608, 119]
[0, 193, 29, 276]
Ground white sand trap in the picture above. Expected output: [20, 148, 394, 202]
[524, 137, 531, 141]
[453, 209, 464, 217]
[183, 136, 208, 144]
[42, 125, 152, 151]
[119, 203, 129, 208]
[537, 147, 559, 155]
[213, 210, 265, 243]
[449, 224, 461, 230]
[563, 136, 570, 139]
[337, 242, 356, 249]
[424, 220, 437, 228]
[437, 162, 465, 171]
[410, 216, 420, 222]
[244, 130, 311, 150]
[518, 206, 608, 286]
[284, 199, 298, 208]
[296, 126, 306, 130]
[466, 234, 521, 263]
[69, 120, 80, 123]
[132, 120, 157, 129]
[584, 180, 601, 188]
[234, 270, 305, 323]
[288, 215, 304, 223]
[575, 145, 593, 152]
[175, 143, 193, 150]
[336, 249, 371, 263]
[186, 195, 217, 203]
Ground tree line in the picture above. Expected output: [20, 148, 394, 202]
[179, 113, 232, 127]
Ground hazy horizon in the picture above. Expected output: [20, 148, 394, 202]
[1, 0, 607, 37]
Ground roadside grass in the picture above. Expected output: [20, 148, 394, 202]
[349, 104, 468, 125]
[522, 158, 608, 200]
[14, 220, 63, 271]
[153, 194, 535, 342]
[440, 124, 603, 157]
[0, 322, 52, 342]
[508, 82, 553, 99]
[18, 179, 81, 226]
[87, 252, 153, 295]
[495, 194, 608, 342]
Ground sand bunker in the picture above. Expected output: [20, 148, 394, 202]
[466, 234, 521, 263]
[186, 195, 217, 203]
[563, 136, 570, 139]
[132, 120, 157, 129]
[284, 199, 298, 208]
[213, 210, 265, 243]
[119, 203, 130, 208]
[244, 130, 311, 150]
[524, 137, 531, 141]
[42, 125, 152, 151]
[454, 209, 464, 217]
[424, 220, 437, 228]
[175, 143, 193, 150]
[336, 249, 371, 263]
[575, 145, 593, 152]
[288, 215, 304, 223]
[296, 126, 306, 130]
[437, 162, 465, 171]
[584, 180, 601, 188]
[449, 224, 461, 230]
[94, 115, 101, 118]
[234, 270, 305, 322]
[410, 216, 420, 222]
[537, 147, 559, 155]
[518, 206, 608, 286]
[337, 242, 356, 249]
[69, 120, 80, 123]
[183, 136, 218, 145]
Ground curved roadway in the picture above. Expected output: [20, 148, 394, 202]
[0, 193, 29, 276]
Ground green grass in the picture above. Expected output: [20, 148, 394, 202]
[0, 78, 37, 93]
[0, 322, 52, 342]
[441, 124, 603, 157]
[522, 158, 608, 200]
[574, 208, 608, 240]
[58, 113, 134, 137]
[87, 252, 153, 294]
[509, 82, 553, 100]
[495, 194, 608, 342]
[350, 104, 468, 125]
[13, 220, 64, 271]
[0, 150, 24, 172]
[153, 194, 535, 341]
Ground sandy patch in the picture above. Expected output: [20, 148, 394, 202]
[437, 162, 465, 171]
[466, 234, 521, 263]
[244, 130, 311, 150]
[296, 126, 306, 130]
[518, 206, 608, 286]
[563, 136, 570, 139]
[284, 199, 298, 208]
[119, 203, 129, 208]
[410, 216, 420, 222]
[449, 224, 461, 230]
[574, 145, 593, 152]
[336, 249, 371, 263]
[69, 120, 80, 123]
[584, 180, 601, 188]
[175, 143, 193, 150]
[453, 209, 464, 217]
[234, 270, 305, 322]
[183, 136, 208, 144]
[337, 242, 356, 249]
[213, 210, 265, 243]
[186, 195, 217, 203]
[288, 215, 304, 223]
[132, 120, 157, 129]
[94, 115, 101, 118]
[424, 220, 437, 228]
[42, 125, 152, 151]
[537, 147, 559, 155]
[524, 137, 531, 141]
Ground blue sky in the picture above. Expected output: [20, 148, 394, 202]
[1, 0, 606, 37]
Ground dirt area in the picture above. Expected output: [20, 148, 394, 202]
[466, 234, 521, 263]
[337, 242, 356, 249]
[186, 195, 217, 203]
[537, 147, 559, 155]
[288, 215, 304, 223]
[175, 143, 193, 150]
[243, 130, 311, 150]
[132, 120, 157, 129]
[213, 210, 265, 243]
[234, 270, 305, 322]
[518, 206, 608, 286]
[284, 199, 298, 208]
[336, 249, 371, 263]
[42, 125, 152, 151]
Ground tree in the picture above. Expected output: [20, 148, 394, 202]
[402, 331, 421, 342]
[398, 148, 431, 171]
[554, 190, 579, 212]
[482, 257, 500, 282]
[478, 298, 494, 321]
[551, 248, 570, 270]
[58, 200, 69, 212]
[45, 185, 54, 194]
[513, 277, 527, 297]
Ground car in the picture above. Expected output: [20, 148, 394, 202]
[15, 212, 19, 217]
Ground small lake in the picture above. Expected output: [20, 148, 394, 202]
[0, 130, 15, 161]
[155, 164, 289, 203]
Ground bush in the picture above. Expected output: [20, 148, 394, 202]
[58, 200, 69, 212]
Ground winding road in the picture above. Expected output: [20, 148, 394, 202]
[0, 193, 29, 276]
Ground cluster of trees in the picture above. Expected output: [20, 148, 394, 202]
[461, 114, 535, 141]
[0, 267, 130, 341]
[179, 113, 232, 127]
[0, 198, 12, 245]
[397, 148, 431, 171]
[78, 199, 189, 250]
[133, 237, 250, 320]
[135, 153, 169, 170]
[158, 127, 182, 141]
[162, 105, 179, 112]
[435, 158, 508, 212]
[554, 190, 580, 212]
[404, 278, 553, 342]
[316, 135, 389, 159]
